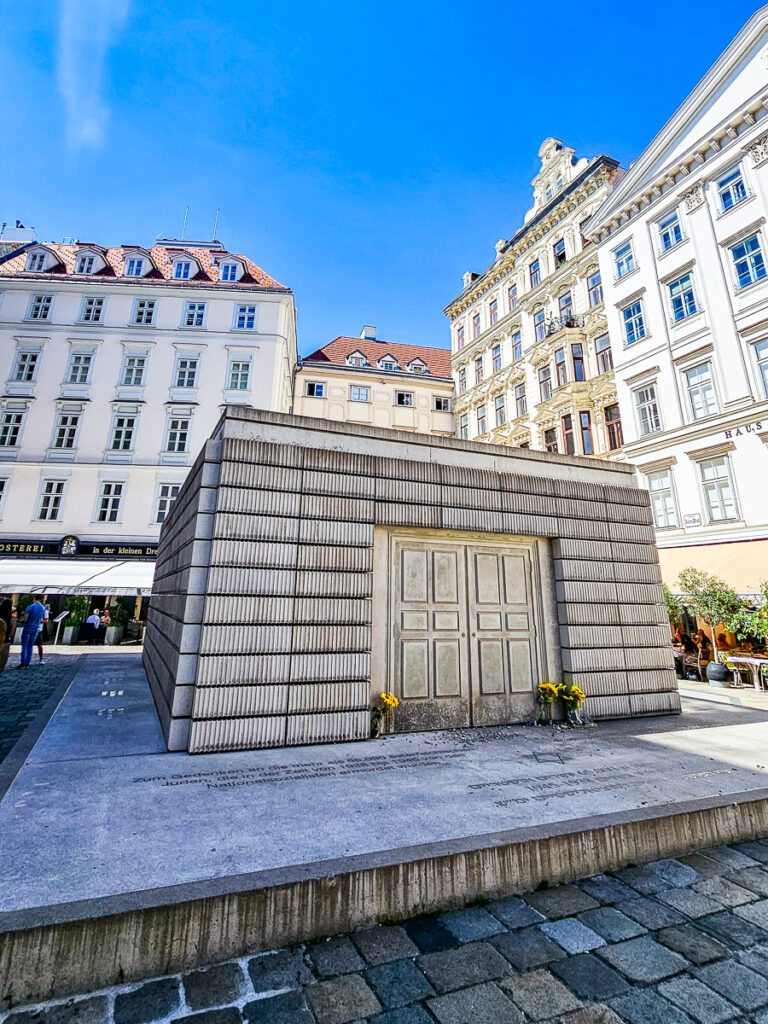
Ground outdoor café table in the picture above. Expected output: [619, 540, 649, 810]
[727, 655, 768, 691]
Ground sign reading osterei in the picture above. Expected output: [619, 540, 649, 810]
[0, 536, 157, 559]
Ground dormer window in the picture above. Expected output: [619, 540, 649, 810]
[346, 351, 368, 367]
[407, 359, 428, 375]
[125, 258, 144, 277]
[27, 252, 46, 272]
[378, 355, 398, 371]
[173, 260, 192, 280]
[220, 263, 239, 282]
[76, 255, 95, 275]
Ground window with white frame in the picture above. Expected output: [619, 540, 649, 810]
[669, 273, 697, 322]
[685, 362, 718, 420]
[595, 333, 613, 374]
[459, 413, 468, 440]
[408, 360, 427, 374]
[0, 411, 24, 446]
[13, 351, 38, 382]
[132, 299, 156, 325]
[350, 385, 370, 402]
[305, 381, 325, 397]
[27, 252, 46, 272]
[717, 166, 748, 212]
[534, 309, 546, 341]
[183, 302, 206, 327]
[53, 413, 80, 449]
[67, 353, 92, 384]
[121, 355, 146, 387]
[76, 254, 95, 274]
[379, 357, 397, 371]
[395, 391, 414, 407]
[458, 367, 466, 393]
[80, 296, 104, 322]
[173, 260, 192, 280]
[228, 360, 250, 390]
[433, 395, 451, 412]
[614, 241, 635, 279]
[730, 233, 767, 289]
[587, 269, 603, 307]
[38, 479, 65, 520]
[494, 394, 506, 426]
[125, 257, 144, 277]
[515, 383, 527, 417]
[165, 417, 190, 453]
[634, 383, 662, 436]
[155, 483, 181, 523]
[646, 468, 679, 529]
[476, 404, 486, 434]
[699, 456, 738, 522]
[27, 294, 52, 320]
[658, 210, 683, 251]
[110, 415, 136, 451]
[555, 347, 567, 386]
[175, 357, 198, 388]
[220, 263, 238, 282]
[235, 304, 256, 329]
[538, 364, 552, 402]
[754, 339, 768, 397]
[346, 352, 367, 367]
[97, 481, 124, 522]
[622, 299, 646, 344]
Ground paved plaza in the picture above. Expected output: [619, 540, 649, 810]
[0, 652, 81, 767]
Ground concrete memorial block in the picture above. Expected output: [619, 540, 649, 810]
[143, 408, 679, 752]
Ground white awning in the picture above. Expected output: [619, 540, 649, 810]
[0, 558, 155, 596]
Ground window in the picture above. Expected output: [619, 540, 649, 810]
[595, 334, 613, 374]
[132, 299, 156, 325]
[476, 405, 487, 434]
[530, 260, 541, 288]
[534, 309, 546, 341]
[717, 166, 748, 211]
[305, 381, 325, 397]
[544, 428, 558, 453]
[546, 185, 553, 202]
[459, 413, 468, 440]
[395, 391, 414, 407]
[512, 332, 522, 360]
[13, 351, 38, 382]
[408, 360, 427, 374]
[614, 241, 635, 279]
[173, 260, 192, 280]
[456, 325, 465, 349]
[635, 384, 662, 436]
[604, 403, 623, 450]
[562, 414, 575, 455]
[538, 365, 552, 401]
[68, 353, 92, 384]
[155, 483, 181, 524]
[220, 263, 238, 282]
[98, 481, 123, 522]
[175, 358, 198, 389]
[434, 396, 451, 412]
[0, 412, 24, 446]
[125, 258, 143, 277]
[229, 361, 250, 390]
[474, 356, 483, 385]
[347, 353, 367, 367]
[54, 413, 80, 449]
[494, 395, 506, 426]
[755, 339, 768, 397]
[27, 252, 45, 272]
[515, 384, 527, 418]
[622, 299, 646, 344]
[492, 343, 502, 372]
[80, 296, 104, 323]
[166, 417, 190, 453]
[350, 385, 370, 402]
[122, 356, 146, 387]
[76, 255, 95, 274]
[379, 358, 397, 371]
[458, 367, 466, 394]
[669, 273, 697, 322]
[111, 416, 136, 451]
[27, 294, 52, 320]
[558, 292, 573, 323]
[554, 239, 566, 267]
[685, 362, 718, 420]
[580, 411, 594, 455]
[587, 270, 603, 307]
[38, 480, 64, 521]
[731, 233, 767, 288]
[555, 347, 567, 386]
[472, 313, 481, 339]
[184, 302, 206, 327]
[699, 456, 738, 522]
[572, 343, 585, 381]
[556, 175, 564, 191]
[0, 478, 6, 510]
[646, 469, 678, 529]
[489, 298, 498, 325]
[508, 285, 518, 311]
[658, 210, 683, 251]
[235, 304, 256, 329]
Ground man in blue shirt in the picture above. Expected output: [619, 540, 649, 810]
[18, 599, 48, 669]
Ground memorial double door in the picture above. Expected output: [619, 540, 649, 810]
[391, 538, 538, 732]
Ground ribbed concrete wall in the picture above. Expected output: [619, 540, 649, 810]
[144, 408, 679, 752]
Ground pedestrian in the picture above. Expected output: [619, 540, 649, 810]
[0, 598, 13, 676]
[85, 608, 101, 645]
[18, 598, 48, 669]
[36, 606, 49, 664]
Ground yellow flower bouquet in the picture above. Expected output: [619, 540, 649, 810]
[371, 691, 399, 738]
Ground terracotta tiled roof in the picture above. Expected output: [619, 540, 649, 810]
[0, 241, 289, 291]
[303, 336, 452, 377]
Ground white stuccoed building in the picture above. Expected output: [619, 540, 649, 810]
[0, 237, 296, 599]
[585, 7, 768, 595]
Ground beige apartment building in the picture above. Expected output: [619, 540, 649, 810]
[445, 138, 626, 459]
[293, 327, 454, 435]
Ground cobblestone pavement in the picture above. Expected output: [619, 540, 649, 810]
[6, 838, 768, 1023]
[0, 651, 81, 765]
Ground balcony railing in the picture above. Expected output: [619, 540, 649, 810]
[545, 314, 585, 336]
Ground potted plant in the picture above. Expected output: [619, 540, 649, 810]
[63, 595, 90, 644]
[105, 598, 131, 645]
[371, 692, 399, 738]
[677, 568, 740, 685]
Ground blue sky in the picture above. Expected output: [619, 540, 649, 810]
[0, 1, 761, 355]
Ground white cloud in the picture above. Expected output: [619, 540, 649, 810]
[57, 0, 131, 149]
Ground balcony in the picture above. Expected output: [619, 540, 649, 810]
[544, 313, 585, 337]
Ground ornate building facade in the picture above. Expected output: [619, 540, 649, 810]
[444, 139, 625, 460]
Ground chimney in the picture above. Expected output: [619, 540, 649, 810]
[360, 325, 377, 341]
